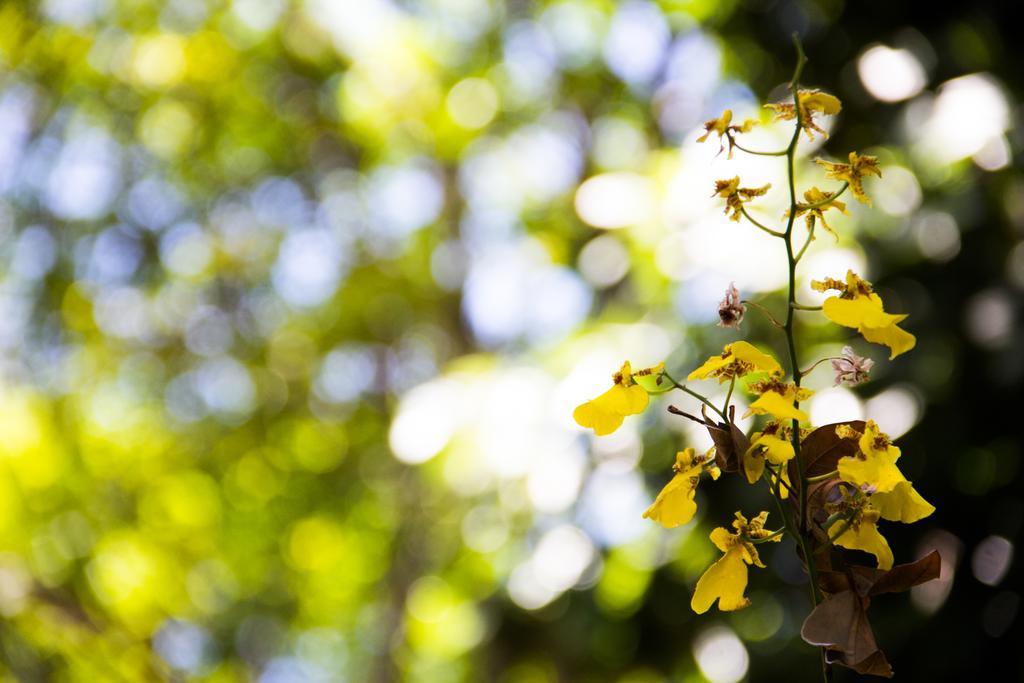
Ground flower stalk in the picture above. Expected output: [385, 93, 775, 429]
[572, 31, 932, 682]
[780, 34, 824, 611]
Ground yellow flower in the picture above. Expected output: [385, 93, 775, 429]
[835, 421, 935, 523]
[698, 109, 734, 141]
[691, 511, 779, 613]
[743, 421, 795, 484]
[765, 89, 841, 140]
[789, 186, 849, 239]
[643, 447, 720, 528]
[830, 504, 894, 570]
[713, 177, 772, 222]
[812, 270, 916, 359]
[697, 109, 758, 158]
[815, 152, 882, 205]
[688, 341, 782, 383]
[743, 379, 812, 422]
[573, 361, 652, 436]
[837, 420, 905, 493]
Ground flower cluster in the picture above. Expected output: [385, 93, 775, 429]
[572, 46, 936, 679]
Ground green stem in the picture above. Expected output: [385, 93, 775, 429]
[800, 357, 841, 376]
[765, 471, 793, 529]
[794, 185, 848, 265]
[785, 34, 831, 683]
[741, 299, 785, 328]
[740, 207, 786, 238]
[746, 528, 786, 544]
[661, 372, 728, 422]
[820, 511, 847, 533]
[827, 518, 854, 542]
[723, 375, 736, 416]
[766, 463, 797, 497]
[782, 34, 824, 612]
[794, 214, 817, 263]
[791, 302, 822, 311]
[763, 469, 811, 570]
[807, 469, 838, 483]
[730, 139, 788, 157]
[801, 181, 849, 210]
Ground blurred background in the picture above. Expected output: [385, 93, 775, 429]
[0, 0, 1020, 681]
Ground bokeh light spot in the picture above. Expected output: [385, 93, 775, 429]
[857, 45, 927, 102]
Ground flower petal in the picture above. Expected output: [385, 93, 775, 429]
[745, 391, 809, 422]
[730, 341, 783, 376]
[755, 434, 796, 465]
[769, 465, 791, 499]
[822, 296, 886, 329]
[741, 446, 765, 484]
[687, 354, 730, 381]
[642, 473, 698, 528]
[837, 451, 905, 493]
[691, 547, 750, 613]
[708, 526, 733, 553]
[603, 383, 649, 415]
[573, 399, 623, 436]
[574, 384, 649, 436]
[860, 322, 916, 359]
[802, 91, 842, 115]
[872, 481, 935, 523]
[832, 520, 894, 570]
[823, 294, 915, 359]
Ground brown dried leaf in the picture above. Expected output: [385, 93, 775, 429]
[818, 569, 853, 595]
[801, 590, 893, 678]
[866, 550, 941, 595]
[838, 650, 895, 677]
[805, 477, 843, 529]
[703, 405, 748, 473]
[800, 420, 865, 477]
[820, 550, 941, 597]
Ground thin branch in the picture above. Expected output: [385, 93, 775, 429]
[826, 518, 854, 544]
[741, 299, 785, 328]
[782, 33, 824, 618]
[746, 528, 786, 544]
[794, 214, 817, 263]
[662, 372, 728, 421]
[666, 405, 707, 425]
[766, 463, 797, 497]
[800, 356, 841, 376]
[806, 469, 839, 484]
[723, 375, 736, 416]
[802, 181, 849, 210]
[789, 33, 808, 89]
[789, 32, 829, 683]
[794, 184, 849, 264]
[740, 207, 786, 238]
[730, 138, 788, 157]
